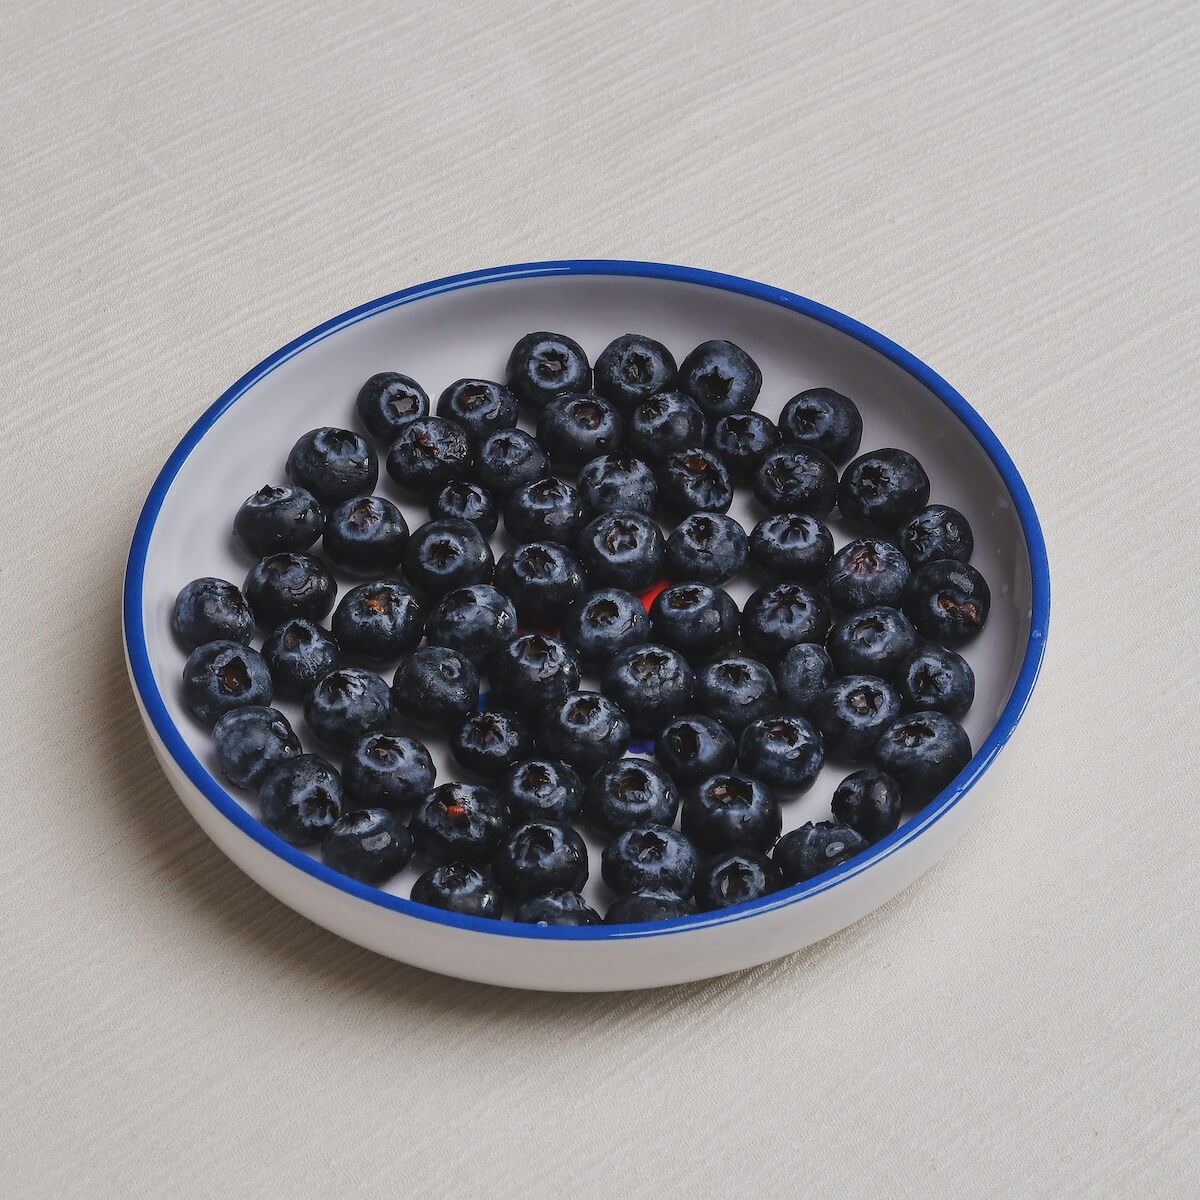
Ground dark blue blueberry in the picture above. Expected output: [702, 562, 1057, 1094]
[504, 476, 586, 546]
[436, 378, 519, 444]
[778, 388, 862, 465]
[664, 513, 748, 584]
[741, 583, 830, 659]
[895, 644, 975, 718]
[540, 690, 631, 776]
[323, 495, 409, 577]
[560, 587, 651, 668]
[903, 560, 991, 647]
[578, 510, 665, 592]
[261, 619, 341, 700]
[505, 331, 592, 409]
[658, 448, 733, 515]
[775, 643, 834, 716]
[839, 448, 930, 529]
[830, 769, 903, 844]
[385, 416, 472, 495]
[342, 731, 435, 812]
[233, 485, 324, 557]
[212, 706, 301, 790]
[898, 504, 974, 567]
[694, 850, 780, 911]
[584, 757, 679, 834]
[411, 863, 502, 919]
[709, 412, 781, 481]
[452, 710, 533, 781]
[493, 542, 586, 625]
[753, 445, 838, 517]
[490, 633, 581, 715]
[749, 513, 834, 581]
[285, 427, 378, 507]
[537, 392, 624, 471]
[409, 781, 508, 866]
[513, 890, 601, 925]
[874, 711, 972, 804]
[493, 820, 588, 899]
[601, 824, 698, 897]
[594, 333, 677, 408]
[475, 428, 550, 494]
[655, 715, 737, 784]
[303, 666, 392, 751]
[678, 339, 761, 417]
[243, 552, 337, 628]
[257, 753, 342, 847]
[827, 606, 918, 678]
[500, 759, 584, 824]
[331, 581, 423, 664]
[810, 674, 901, 763]
[682, 773, 782, 853]
[649, 582, 739, 661]
[601, 643, 694, 735]
[402, 517, 494, 597]
[321, 808, 413, 885]
[173, 577, 255, 650]
[738, 715, 824, 794]
[182, 640, 272, 726]
[355, 372, 429, 442]
[424, 584, 518, 664]
[825, 538, 911, 612]
[605, 889, 692, 923]
[626, 391, 707, 464]
[430, 481, 498, 535]
[774, 821, 869, 885]
[578, 452, 658, 515]
[695, 657, 778, 734]
[391, 646, 479, 730]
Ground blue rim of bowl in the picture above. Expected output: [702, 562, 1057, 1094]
[123, 259, 1050, 941]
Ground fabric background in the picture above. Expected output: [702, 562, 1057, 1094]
[2, 1, 1197, 1195]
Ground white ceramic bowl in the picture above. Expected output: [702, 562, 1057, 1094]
[123, 260, 1049, 991]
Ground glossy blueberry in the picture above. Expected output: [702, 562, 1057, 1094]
[560, 588, 650, 668]
[233, 485, 324, 557]
[323, 495, 408, 577]
[505, 330, 592, 409]
[257, 754, 342, 847]
[331, 582, 423, 663]
[678, 339, 761, 417]
[626, 391, 707, 464]
[601, 824, 698, 897]
[452, 710, 533, 781]
[243, 552, 337, 628]
[778, 388, 862, 465]
[738, 715, 824, 794]
[774, 821, 869, 885]
[827, 606, 918, 678]
[577, 510, 665, 592]
[411, 863, 502, 919]
[304, 666, 392, 751]
[182, 640, 272, 726]
[475, 429, 550, 495]
[490, 633, 581, 715]
[810, 674, 901, 763]
[402, 517, 494, 597]
[709, 412, 781, 481]
[285, 427, 378, 507]
[839, 448, 930, 529]
[540, 691, 630, 776]
[424, 584, 518, 664]
[830, 769, 903, 843]
[537, 392, 624, 471]
[741, 583, 830, 659]
[825, 538, 911, 612]
[500, 759, 584, 824]
[355, 371, 429, 442]
[342, 732, 435, 812]
[748, 513, 834, 582]
[436, 378, 519, 444]
[385, 416, 472, 495]
[903, 560, 991, 646]
[775, 643, 834, 716]
[694, 851, 780, 911]
[649, 582, 739, 661]
[585, 758, 679, 834]
[898, 504, 974, 567]
[212, 706, 300, 790]
[895, 644, 975, 718]
[173, 577, 255, 650]
[513, 890, 601, 926]
[655, 715, 737, 784]
[695, 657, 778, 734]
[504, 476, 586, 546]
[391, 646, 479, 729]
[601, 643, 694, 734]
[874, 711, 972, 804]
[664, 513, 748, 584]
[321, 808, 413, 885]
[493, 821, 588, 899]
[594, 333, 677, 408]
[682, 773, 782, 854]
[578, 452, 657, 515]
[606, 889, 692, 924]
[430, 481, 498, 535]
[261, 619, 341, 700]
[409, 782, 508, 866]
[753, 445, 838, 517]
[493, 542, 586, 625]
[658, 448, 733, 515]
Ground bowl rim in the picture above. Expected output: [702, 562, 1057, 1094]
[122, 258, 1051, 941]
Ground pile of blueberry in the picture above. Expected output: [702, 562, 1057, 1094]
[172, 330, 990, 926]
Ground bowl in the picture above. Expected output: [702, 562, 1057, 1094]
[123, 259, 1050, 991]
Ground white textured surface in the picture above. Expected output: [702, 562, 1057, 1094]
[1, 0, 1197, 1195]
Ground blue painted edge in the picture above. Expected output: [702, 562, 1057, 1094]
[122, 259, 1051, 943]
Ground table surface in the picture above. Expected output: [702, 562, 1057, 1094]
[3, 1, 1197, 1196]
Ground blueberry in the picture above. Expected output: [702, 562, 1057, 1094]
[475, 429, 550, 494]
[694, 850, 780, 911]
[391, 646, 479, 730]
[182, 640, 273, 726]
[748, 513, 834, 581]
[261, 619, 341, 700]
[490, 633, 582, 714]
[895, 644, 975, 718]
[430, 481, 498, 535]
[513, 890, 601, 926]
[331, 581, 424, 663]
[655, 715, 737, 784]
[810, 674, 902, 763]
[903, 560, 991, 646]
[585, 758, 679, 834]
[594, 333, 677, 408]
[285, 427, 378, 507]
[322, 808, 413, 885]
[243, 552, 337, 628]
[303, 666, 392, 751]
[342, 731, 435, 812]
[500, 759, 584, 824]
[578, 452, 658, 515]
[233, 485, 325, 557]
[695, 657, 778, 733]
[825, 538, 911, 612]
[605, 889, 693, 924]
[601, 824, 698, 897]
[649, 582, 739, 661]
[493, 542, 586, 625]
[409, 781, 508, 866]
[452, 710, 533, 781]
[537, 392, 624, 471]
[540, 691, 631, 776]
[773, 821, 869, 885]
[601, 643, 694, 734]
[560, 588, 651, 668]
[753, 445, 838, 517]
[775, 643, 834, 716]
[663, 513, 749, 584]
[323, 495, 409, 577]
[738, 716, 824, 794]
[436, 378, 519, 444]
[355, 372, 429, 442]
[827, 606, 918, 678]
[577, 510, 665, 592]
[874, 711, 972, 804]
[778, 388, 862, 465]
[504, 476, 586, 546]
[839, 448, 930, 529]
[505, 331, 592, 409]
[402, 518, 494, 597]
[830, 769, 903, 843]
[385, 416, 472, 495]
[741, 583, 830, 659]
[493, 821, 588, 899]
[211, 706, 301, 790]
[626, 391, 707, 463]
[658, 448, 733, 515]
[424, 584, 518, 664]
[257, 753, 342, 847]
[898, 504, 974, 567]
[410, 863, 502, 919]
[709, 412, 781, 481]
[172, 577, 255, 649]
[678, 339, 762, 417]
[682, 773, 782, 853]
